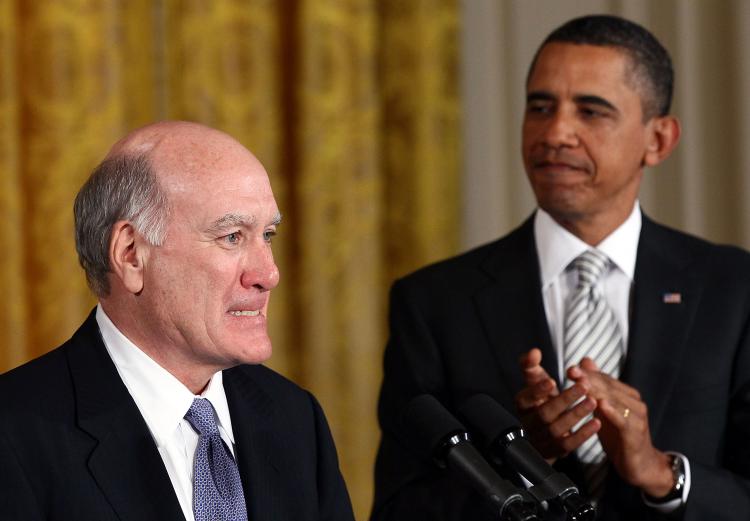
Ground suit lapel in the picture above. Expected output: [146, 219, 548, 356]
[67, 312, 185, 521]
[223, 367, 281, 521]
[474, 217, 559, 401]
[621, 217, 702, 437]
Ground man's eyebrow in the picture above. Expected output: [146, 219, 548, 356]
[271, 212, 282, 226]
[526, 91, 556, 104]
[526, 91, 618, 113]
[206, 213, 256, 233]
[574, 94, 618, 112]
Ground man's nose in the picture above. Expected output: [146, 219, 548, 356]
[540, 110, 579, 148]
[240, 245, 280, 291]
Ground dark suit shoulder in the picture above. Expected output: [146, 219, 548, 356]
[644, 217, 747, 253]
[226, 363, 310, 399]
[394, 219, 534, 295]
[642, 218, 750, 280]
[0, 310, 105, 419]
[223, 364, 355, 521]
[0, 341, 75, 417]
[223, 363, 322, 425]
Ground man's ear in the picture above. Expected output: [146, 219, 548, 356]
[109, 220, 147, 294]
[643, 115, 681, 168]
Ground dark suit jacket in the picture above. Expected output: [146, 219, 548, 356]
[0, 310, 355, 521]
[372, 215, 750, 521]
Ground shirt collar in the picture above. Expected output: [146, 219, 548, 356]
[534, 202, 642, 288]
[95, 305, 235, 447]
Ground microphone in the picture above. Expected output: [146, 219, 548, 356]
[402, 394, 541, 521]
[459, 394, 596, 521]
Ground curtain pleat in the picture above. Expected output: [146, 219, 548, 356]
[0, 1, 460, 518]
[0, 0, 26, 370]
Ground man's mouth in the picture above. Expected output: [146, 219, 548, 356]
[535, 160, 583, 170]
[531, 151, 590, 173]
[229, 310, 261, 317]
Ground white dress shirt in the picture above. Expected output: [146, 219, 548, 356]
[96, 305, 237, 521]
[534, 203, 640, 379]
[532, 203, 690, 511]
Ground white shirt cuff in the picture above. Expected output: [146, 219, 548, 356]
[641, 452, 691, 513]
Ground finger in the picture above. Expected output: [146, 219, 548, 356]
[516, 377, 558, 410]
[597, 396, 647, 431]
[537, 383, 590, 424]
[593, 390, 641, 426]
[558, 417, 601, 454]
[579, 357, 599, 372]
[577, 365, 641, 400]
[548, 396, 597, 438]
[566, 364, 588, 383]
[597, 397, 623, 425]
[520, 348, 552, 386]
[592, 377, 641, 401]
[519, 347, 542, 369]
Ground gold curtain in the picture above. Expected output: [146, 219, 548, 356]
[0, 0, 460, 518]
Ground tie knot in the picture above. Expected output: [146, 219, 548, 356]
[185, 398, 219, 437]
[573, 249, 610, 287]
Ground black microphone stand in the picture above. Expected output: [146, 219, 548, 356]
[435, 431, 541, 521]
[494, 427, 595, 521]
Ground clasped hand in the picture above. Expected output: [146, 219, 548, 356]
[514, 348, 674, 497]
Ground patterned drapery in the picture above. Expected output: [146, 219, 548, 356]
[0, 1, 460, 518]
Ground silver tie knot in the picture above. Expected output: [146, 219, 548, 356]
[572, 249, 610, 289]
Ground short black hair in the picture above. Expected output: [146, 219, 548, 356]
[528, 15, 673, 119]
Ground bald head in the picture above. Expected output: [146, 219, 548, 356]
[74, 121, 268, 297]
[108, 120, 264, 183]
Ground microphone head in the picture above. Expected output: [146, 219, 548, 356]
[401, 394, 467, 461]
[402, 395, 545, 519]
[458, 394, 521, 449]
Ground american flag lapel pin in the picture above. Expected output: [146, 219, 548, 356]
[663, 292, 682, 304]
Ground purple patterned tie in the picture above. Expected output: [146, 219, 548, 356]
[184, 398, 248, 521]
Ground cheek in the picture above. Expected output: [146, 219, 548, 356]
[520, 125, 534, 152]
[147, 254, 206, 307]
[198, 259, 244, 307]
[149, 248, 244, 309]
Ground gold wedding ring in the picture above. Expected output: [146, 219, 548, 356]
[623, 408, 631, 419]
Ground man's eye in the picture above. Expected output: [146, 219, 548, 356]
[263, 229, 276, 243]
[526, 103, 553, 115]
[224, 232, 241, 244]
[580, 106, 604, 118]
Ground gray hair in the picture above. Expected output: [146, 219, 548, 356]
[74, 154, 169, 296]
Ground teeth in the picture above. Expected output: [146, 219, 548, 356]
[230, 310, 260, 317]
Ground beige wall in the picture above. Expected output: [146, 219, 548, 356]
[460, 0, 750, 250]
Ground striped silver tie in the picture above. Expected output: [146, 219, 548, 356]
[563, 249, 624, 501]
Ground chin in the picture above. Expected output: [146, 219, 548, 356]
[230, 337, 273, 366]
[538, 191, 587, 217]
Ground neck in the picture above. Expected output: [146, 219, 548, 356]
[99, 299, 217, 395]
[550, 205, 636, 246]
[558, 218, 616, 246]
